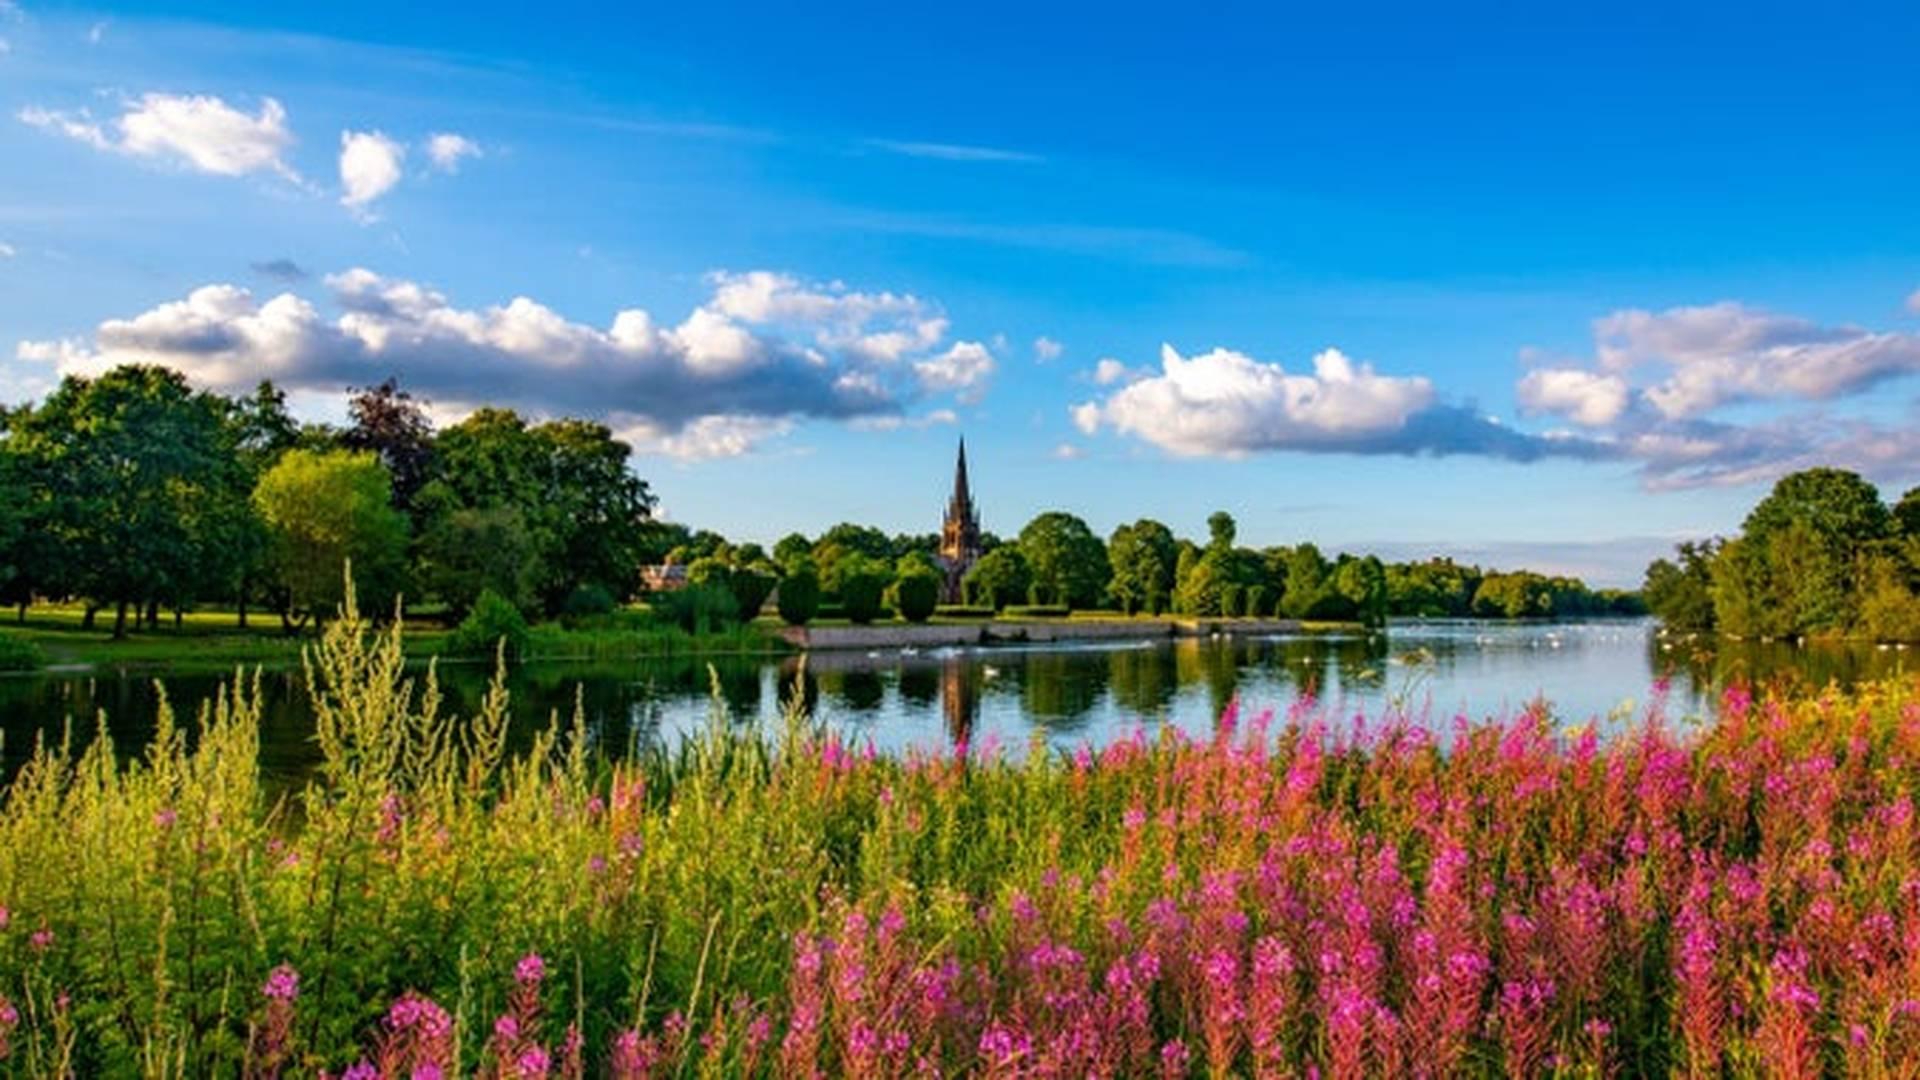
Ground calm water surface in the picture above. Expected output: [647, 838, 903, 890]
[1, 619, 1912, 783]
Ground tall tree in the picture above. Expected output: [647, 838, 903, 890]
[5, 366, 233, 636]
[254, 449, 410, 626]
[421, 409, 656, 614]
[342, 378, 436, 511]
[1016, 511, 1110, 609]
[1108, 519, 1178, 614]
[1641, 540, 1719, 631]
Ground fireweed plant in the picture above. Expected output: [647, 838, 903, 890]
[2, 582, 1920, 1076]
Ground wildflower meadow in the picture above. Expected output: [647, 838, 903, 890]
[3, 587, 1919, 1077]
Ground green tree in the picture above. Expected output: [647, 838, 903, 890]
[1107, 519, 1178, 615]
[254, 449, 410, 626]
[1894, 487, 1920, 539]
[963, 547, 1031, 611]
[773, 532, 814, 566]
[1642, 540, 1719, 631]
[421, 409, 656, 614]
[1017, 511, 1110, 610]
[1280, 544, 1332, 619]
[5, 366, 237, 636]
[1333, 555, 1389, 627]
[418, 507, 541, 617]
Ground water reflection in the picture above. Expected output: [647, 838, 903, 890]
[4, 620, 1913, 784]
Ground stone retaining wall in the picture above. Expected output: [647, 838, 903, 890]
[778, 618, 1305, 652]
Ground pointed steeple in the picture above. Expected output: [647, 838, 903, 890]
[951, 437, 972, 512]
[939, 436, 983, 601]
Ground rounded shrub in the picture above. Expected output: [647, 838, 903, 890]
[892, 569, 940, 624]
[448, 589, 531, 660]
[838, 563, 889, 625]
[728, 568, 778, 620]
[777, 563, 821, 626]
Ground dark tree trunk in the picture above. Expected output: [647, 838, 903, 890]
[14, 601, 24, 624]
[173, 608, 183, 629]
[145, 598, 160, 630]
[112, 600, 128, 639]
[237, 587, 248, 630]
[83, 604, 99, 630]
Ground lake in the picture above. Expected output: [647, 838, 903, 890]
[1, 618, 1912, 783]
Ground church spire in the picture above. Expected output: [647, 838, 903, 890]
[951, 436, 971, 512]
[939, 436, 983, 602]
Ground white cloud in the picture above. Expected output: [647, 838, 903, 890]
[849, 408, 958, 432]
[1907, 288, 1920, 316]
[20, 93, 298, 180]
[338, 130, 404, 213]
[1589, 301, 1920, 419]
[1092, 357, 1137, 386]
[1033, 335, 1063, 363]
[706, 270, 948, 363]
[15, 267, 996, 455]
[87, 21, 105, 44]
[425, 132, 480, 172]
[1515, 367, 1630, 426]
[617, 414, 794, 460]
[913, 341, 996, 400]
[0, 37, 11, 55]
[0, 241, 15, 258]
[1077, 344, 1435, 457]
[1051, 442, 1084, 460]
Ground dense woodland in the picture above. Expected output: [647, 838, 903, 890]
[0, 364, 1636, 640]
[1642, 468, 1920, 642]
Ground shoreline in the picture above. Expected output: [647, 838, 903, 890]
[779, 616, 1323, 651]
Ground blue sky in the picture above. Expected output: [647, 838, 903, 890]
[4, 1, 1920, 585]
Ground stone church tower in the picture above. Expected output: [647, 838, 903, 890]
[938, 438, 983, 602]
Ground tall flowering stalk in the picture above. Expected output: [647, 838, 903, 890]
[248, 964, 300, 1079]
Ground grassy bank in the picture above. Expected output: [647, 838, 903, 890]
[2, 589, 1919, 1075]
[0, 603, 787, 673]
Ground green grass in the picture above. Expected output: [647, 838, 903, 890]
[0, 602, 788, 673]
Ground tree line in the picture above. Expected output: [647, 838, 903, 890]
[1642, 468, 1920, 642]
[669, 508, 1641, 629]
[0, 363, 1636, 639]
[0, 365, 657, 637]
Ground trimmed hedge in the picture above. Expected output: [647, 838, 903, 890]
[1002, 605, 1071, 619]
[935, 606, 996, 620]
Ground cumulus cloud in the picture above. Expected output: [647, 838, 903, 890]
[1588, 301, 1920, 419]
[339, 130, 404, 213]
[1516, 367, 1630, 426]
[0, 241, 15, 258]
[1629, 413, 1920, 492]
[1501, 293, 1920, 489]
[15, 268, 999, 458]
[706, 270, 949, 363]
[913, 341, 996, 401]
[1033, 336, 1063, 363]
[425, 132, 480, 172]
[1051, 442, 1085, 460]
[20, 93, 298, 180]
[1073, 343, 1611, 464]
